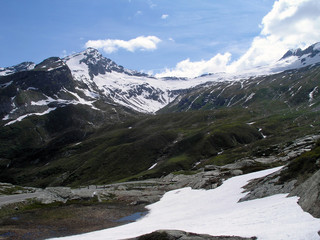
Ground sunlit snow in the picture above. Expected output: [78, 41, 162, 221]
[4, 108, 56, 126]
[147, 163, 157, 170]
[49, 167, 320, 240]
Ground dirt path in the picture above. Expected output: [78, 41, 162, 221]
[0, 192, 42, 207]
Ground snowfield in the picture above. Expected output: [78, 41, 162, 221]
[49, 167, 320, 240]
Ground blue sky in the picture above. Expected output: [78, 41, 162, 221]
[1, 0, 319, 77]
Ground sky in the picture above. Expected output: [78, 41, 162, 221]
[1, 0, 320, 78]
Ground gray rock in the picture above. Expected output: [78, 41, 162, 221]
[222, 160, 256, 170]
[239, 170, 296, 202]
[126, 229, 256, 240]
[254, 157, 279, 164]
[204, 165, 220, 171]
[289, 169, 320, 218]
[230, 170, 243, 176]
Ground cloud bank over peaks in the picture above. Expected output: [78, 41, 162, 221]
[85, 36, 161, 54]
[156, 53, 231, 78]
[231, 0, 320, 72]
[157, 0, 320, 78]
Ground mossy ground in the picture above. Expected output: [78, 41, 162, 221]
[279, 140, 320, 184]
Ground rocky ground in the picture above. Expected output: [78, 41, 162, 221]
[0, 134, 319, 239]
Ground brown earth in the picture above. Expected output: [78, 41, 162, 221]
[0, 202, 146, 240]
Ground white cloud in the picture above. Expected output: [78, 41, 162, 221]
[147, 0, 156, 9]
[161, 14, 169, 20]
[229, 0, 320, 72]
[156, 53, 231, 78]
[60, 50, 67, 58]
[135, 10, 143, 16]
[85, 36, 161, 54]
[157, 0, 320, 78]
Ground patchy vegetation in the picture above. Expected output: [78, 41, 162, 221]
[279, 140, 320, 184]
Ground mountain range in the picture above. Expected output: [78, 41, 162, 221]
[0, 42, 319, 187]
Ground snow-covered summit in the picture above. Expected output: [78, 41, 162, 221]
[64, 48, 148, 80]
[63, 48, 248, 113]
[238, 42, 320, 77]
[0, 61, 35, 76]
[63, 48, 178, 113]
[281, 42, 320, 60]
[274, 42, 320, 71]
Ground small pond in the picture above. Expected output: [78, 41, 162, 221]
[115, 211, 148, 222]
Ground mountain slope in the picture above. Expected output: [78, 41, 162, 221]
[0, 43, 319, 187]
[2, 42, 319, 124]
[159, 62, 320, 113]
[64, 48, 180, 113]
[0, 48, 185, 125]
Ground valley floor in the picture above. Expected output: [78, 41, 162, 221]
[48, 167, 320, 240]
[0, 201, 146, 240]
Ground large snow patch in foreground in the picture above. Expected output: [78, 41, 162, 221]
[49, 167, 320, 240]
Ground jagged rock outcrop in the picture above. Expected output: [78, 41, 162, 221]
[239, 136, 320, 218]
[239, 169, 296, 202]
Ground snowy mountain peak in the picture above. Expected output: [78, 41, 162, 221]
[62, 48, 178, 113]
[81, 48, 105, 66]
[281, 48, 303, 59]
[270, 42, 320, 73]
[281, 42, 320, 60]
[84, 47, 101, 55]
[64, 48, 147, 80]
[34, 57, 66, 71]
[0, 61, 35, 76]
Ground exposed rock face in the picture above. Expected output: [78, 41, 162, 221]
[239, 168, 320, 218]
[76, 48, 148, 79]
[126, 230, 256, 240]
[0, 60, 75, 120]
[281, 42, 320, 59]
[289, 169, 320, 218]
[238, 136, 320, 218]
[239, 169, 296, 202]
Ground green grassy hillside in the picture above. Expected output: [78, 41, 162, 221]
[0, 64, 319, 187]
